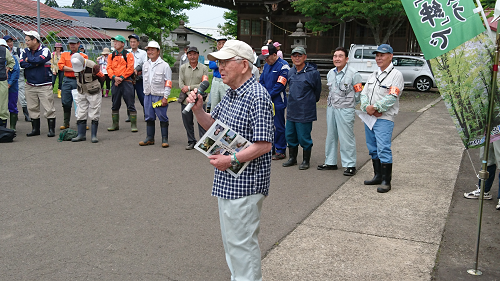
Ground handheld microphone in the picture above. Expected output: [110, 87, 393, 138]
[182, 80, 210, 114]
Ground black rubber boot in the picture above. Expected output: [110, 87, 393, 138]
[364, 159, 382, 185]
[139, 121, 155, 146]
[282, 146, 298, 167]
[22, 106, 31, 122]
[9, 113, 18, 131]
[47, 118, 56, 137]
[377, 163, 393, 193]
[299, 149, 311, 170]
[26, 118, 41, 137]
[71, 120, 87, 142]
[160, 121, 169, 148]
[125, 110, 130, 122]
[60, 109, 71, 130]
[91, 120, 99, 143]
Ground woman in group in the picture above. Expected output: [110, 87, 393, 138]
[96, 47, 111, 97]
[51, 42, 64, 98]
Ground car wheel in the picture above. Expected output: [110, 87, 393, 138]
[414, 76, 432, 92]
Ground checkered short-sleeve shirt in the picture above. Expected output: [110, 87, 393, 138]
[210, 76, 274, 199]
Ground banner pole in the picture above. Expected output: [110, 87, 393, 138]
[467, 26, 500, 276]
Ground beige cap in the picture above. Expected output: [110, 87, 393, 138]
[207, 40, 254, 62]
[71, 53, 85, 72]
[101, 47, 111, 55]
[146, 40, 161, 50]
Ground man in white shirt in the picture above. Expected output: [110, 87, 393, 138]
[127, 34, 147, 121]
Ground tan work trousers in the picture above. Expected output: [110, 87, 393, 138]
[74, 91, 102, 121]
[25, 84, 56, 119]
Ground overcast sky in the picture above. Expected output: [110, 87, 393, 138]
[52, 0, 228, 35]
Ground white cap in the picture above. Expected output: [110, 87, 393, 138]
[71, 53, 85, 72]
[23, 30, 41, 41]
[0, 39, 7, 47]
[146, 40, 161, 50]
[207, 40, 254, 62]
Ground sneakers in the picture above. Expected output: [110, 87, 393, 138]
[343, 167, 357, 176]
[497, 199, 500, 210]
[272, 153, 286, 160]
[317, 164, 338, 170]
[464, 186, 492, 200]
[185, 143, 195, 150]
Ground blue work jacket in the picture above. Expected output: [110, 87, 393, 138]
[287, 62, 322, 122]
[259, 57, 290, 110]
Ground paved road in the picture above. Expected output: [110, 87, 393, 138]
[1, 95, 418, 280]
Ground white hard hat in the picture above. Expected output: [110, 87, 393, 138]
[146, 40, 161, 50]
[71, 53, 85, 72]
[0, 39, 7, 47]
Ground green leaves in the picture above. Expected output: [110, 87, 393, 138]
[217, 10, 237, 38]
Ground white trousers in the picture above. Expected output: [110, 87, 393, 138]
[218, 193, 265, 281]
[325, 106, 357, 167]
[74, 91, 102, 121]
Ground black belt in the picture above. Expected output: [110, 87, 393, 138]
[65, 77, 76, 80]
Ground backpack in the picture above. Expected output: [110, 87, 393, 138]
[58, 128, 78, 142]
[0, 127, 16, 142]
[111, 50, 136, 83]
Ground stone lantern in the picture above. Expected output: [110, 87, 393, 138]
[289, 20, 309, 50]
[171, 20, 193, 78]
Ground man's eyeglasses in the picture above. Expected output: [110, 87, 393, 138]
[218, 58, 245, 67]
[291, 54, 303, 58]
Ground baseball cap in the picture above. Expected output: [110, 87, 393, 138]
[216, 37, 227, 42]
[67, 36, 79, 44]
[128, 34, 140, 41]
[0, 39, 7, 47]
[291, 46, 306, 55]
[273, 42, 281, 47]
[187, 46, 199, 53]
[258, 44, 277, 60]
[3, 35, 13, 41]
[71, 53, 85, 72]
[55, 42, 63, 48]
[146, 40, 161, 50]
[207, 39, 254, 62]
[112, 35, 127, 43]
[23, 31, 41, 41]
[372, 44, 394, 54]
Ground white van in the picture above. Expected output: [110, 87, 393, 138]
[348, 45, 436, 92]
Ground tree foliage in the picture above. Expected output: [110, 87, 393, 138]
[291, 0, 406, 45]
[44, 0, 59, 8]
[102, 0, 200, 52]
[86, 0, 107, 18]
[217, 10, 237, 39]
[72, 0, 87, 9]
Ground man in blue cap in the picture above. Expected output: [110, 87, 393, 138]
[360, 44, 404, 193]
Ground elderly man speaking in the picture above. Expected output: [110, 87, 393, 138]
[185, 40, 274, 281]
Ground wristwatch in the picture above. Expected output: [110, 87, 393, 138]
[231, 153, 239, 168]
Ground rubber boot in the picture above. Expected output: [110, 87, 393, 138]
[130, 111, 138, 132]
[160, 121, 169, 148]
[105, 89, 109, 98]
[0, 119, 6, 128]
[139, 121, 155, 146]
[377, 163, 393, 193]
[57, 89, 61, 99]
[26, 118, 40, 137]
[107, 111, 119, 131]
[299, 149, 311, 170]
[47, 118, 56, 137]
[91, 120, 99, 143]
[71, 120, 87, 142]
[364, 159, 383, 185]
[125, 110, 130, 122]
[282, 146, 298, 167]
[60, 109, 71, 130]
[22, 106, 31, 122]
[9, 113, 18, 131]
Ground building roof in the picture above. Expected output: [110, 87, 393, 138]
[1, 20, 110, 40]
[72, 16, 133, 31]
[0, 0, 75, 20]
[54, 8, 90, 18]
